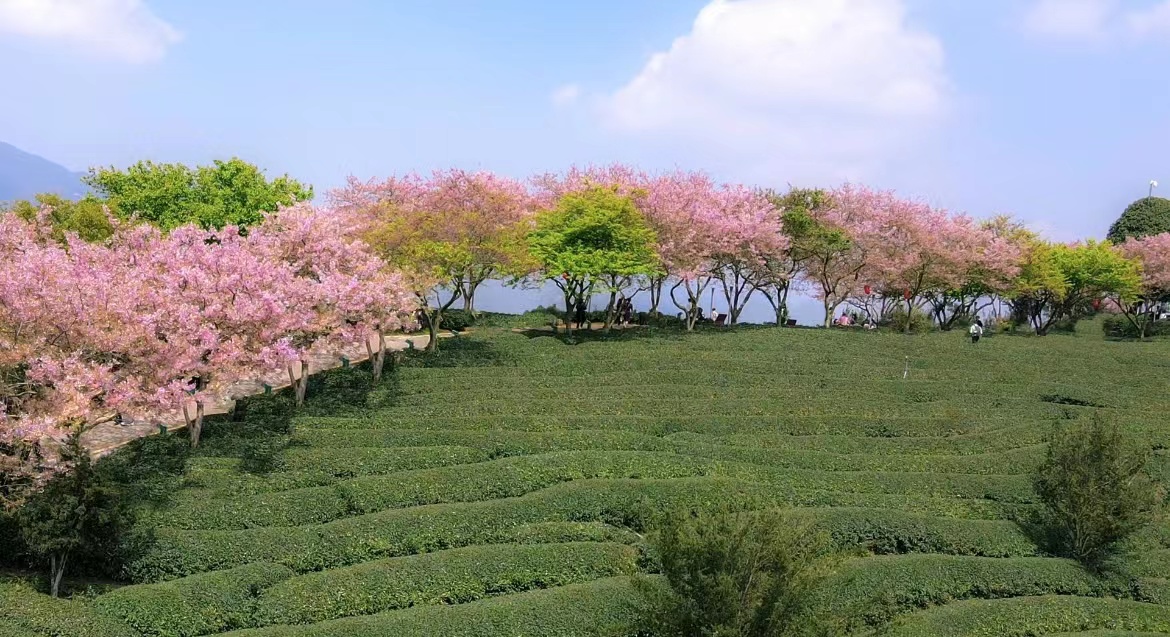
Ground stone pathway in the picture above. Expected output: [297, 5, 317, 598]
[81, 332, 445, 458]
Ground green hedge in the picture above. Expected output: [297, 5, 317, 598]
[130, 478, 1036, 582]
[126, 478, 776, 581]
[220, 576, 647, 637]
[291, 428, 669, 456]
[813, 508, 1040, 557]
[0, 579, 133, 637]
[669, 439, 1043, 475]
[678, 424, 1048, 456]
[801, 555, 1101, 633]
[250, 542, 638, 626]
[150, 451, 1032, 531]
[277, 446, 488, 477]
[880, 595, 1170, 636]
[92, 563, 295, 637]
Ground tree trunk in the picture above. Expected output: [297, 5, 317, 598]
[365, 334, 387, 382]
[904, 297, 913, 334]
[823, 297, 834, 328]
[603, 289, 618, 333]
[648, 277, 664, 316]
[49, 553, 67, 598]
[184, 400, 205, 448]
[294, 358, 308, 407]
[425, 312, 439, 352]
[563, 288, 575, 336]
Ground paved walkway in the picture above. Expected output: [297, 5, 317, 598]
[81, 332, 444, 458]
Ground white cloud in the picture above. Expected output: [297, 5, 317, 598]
[551, 83, 581, 107]
[596, 0, 950, 182]
[1021, 0, 1116, 40]
[1020, 0, 1170, 42]
[0, 0, 181, 63]
[1127, 1, 1170, 37]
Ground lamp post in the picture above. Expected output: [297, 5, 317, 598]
[1151, 180, 1159, 199]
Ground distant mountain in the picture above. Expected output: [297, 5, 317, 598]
[0, 142, 87, 203]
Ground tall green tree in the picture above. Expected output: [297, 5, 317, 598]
[2, 193, 115, 242]
[16, 437, 129, 597]
[1010, 240, 1141, 335]
[1107, 197, 1170, 244]
[84, 158, 312, 230]
[759, 187, 832, 326]
[527, 186, 661, 334]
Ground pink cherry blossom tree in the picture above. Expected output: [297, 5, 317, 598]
[801, 184, 886, 328]
[1115, 233, 1170, 338]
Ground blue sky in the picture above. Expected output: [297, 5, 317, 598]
[1, 0, 1167, 249]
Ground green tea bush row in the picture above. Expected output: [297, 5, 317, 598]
[801, 555, 1101, 633]
[0, 579, 133, 637]
[92, 563, 295, 637]
[130, 477, 1034, 582]
[669, 439, 1044, 475]
[813, 508, 1040, 557]
[151, 452, 1034, 530]
[127, 478, 780, 580]
[291, 428, 670, 456]
[295, 413, 1021, 438]
[362, 395, 1040, 420]
[249, 542, 638, 626]
[277, 446, 488, 477]
[695, 424, 1048, 456]
[879, 595, 1170, 637]
[219, 576, 647, 637]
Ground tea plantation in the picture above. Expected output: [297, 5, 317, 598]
[3, 322, 1169, 636]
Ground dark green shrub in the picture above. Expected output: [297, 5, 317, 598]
[1102, 316, 1170, 339]
[888, 308, 933, 334]
[92, 563, 294, 637]
[639, 506, 832, 637]
[1033, 416, 1163, 569]
[438, 310, 474, 332]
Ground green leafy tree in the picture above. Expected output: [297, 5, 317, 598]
[527, 186, 661, 335]
[1010, 240, 1141, 335]
[16, 436, 129, 597]
[84, 158, 312, 230]
[1107, 196, 1170, 244]
[760, 188, 832, 326]
[1034, 415, 1163, 570]
[639, 506, 832, 637]
[3, 193, 115, 242]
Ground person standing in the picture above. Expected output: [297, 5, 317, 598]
[969, 318, 984, 344]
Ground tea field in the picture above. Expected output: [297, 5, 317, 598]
[3, 323, 1169, 636]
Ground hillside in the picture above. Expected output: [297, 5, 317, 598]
[2, 322, 1168, 636]
[0, 141, 86, 203]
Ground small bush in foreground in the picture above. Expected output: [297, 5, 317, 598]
[1033, 415, 1163, 569]
[639, 506, 833, 637]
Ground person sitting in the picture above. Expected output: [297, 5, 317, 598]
[835, 313, 853, 327]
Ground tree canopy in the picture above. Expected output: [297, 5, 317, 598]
[83, 158, 312, 230]
[1107, 196, 1170, 244]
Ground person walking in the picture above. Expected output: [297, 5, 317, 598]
[969, 318, 984, 344]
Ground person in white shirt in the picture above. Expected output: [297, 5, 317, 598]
[969, 318, 984, 344]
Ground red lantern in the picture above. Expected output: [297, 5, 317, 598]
[864, 285, 871, 295]
[903, 289, 911, 301]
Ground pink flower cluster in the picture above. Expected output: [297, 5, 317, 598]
[0, 205, 415, 500]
